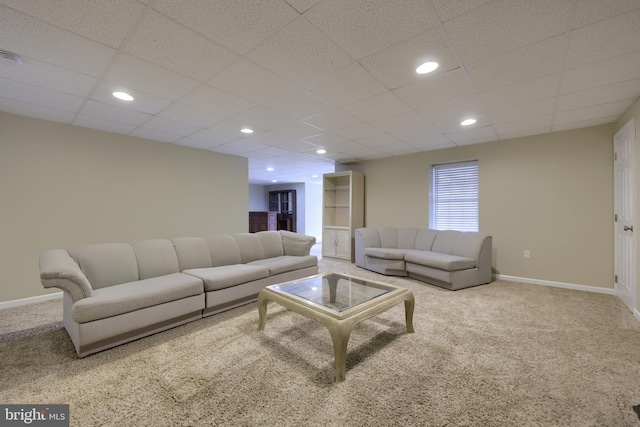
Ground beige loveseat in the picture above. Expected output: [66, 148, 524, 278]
[39, 230, 317, 357]
[355, 227, 492, 290]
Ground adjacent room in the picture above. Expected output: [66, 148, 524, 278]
[1, 1, 640, 425]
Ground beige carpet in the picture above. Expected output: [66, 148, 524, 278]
[2, 258, 640, 426]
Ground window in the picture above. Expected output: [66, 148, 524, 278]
[429, 160, 478, 232]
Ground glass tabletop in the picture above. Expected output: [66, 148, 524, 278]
[268, 273, 395, 312]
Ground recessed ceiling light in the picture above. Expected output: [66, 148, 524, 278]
[112, 91, 134, 101]
[271, 180, 278, 183]
[266, 167, 274, 172]
[460, 118, 477, 126]
[416, 61, 439, 74]
[241, 128, 253, 134]
[312, 175, 318, 178]
[316, 148, 327, 154]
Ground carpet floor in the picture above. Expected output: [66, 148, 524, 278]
[1, 258, 640, 426]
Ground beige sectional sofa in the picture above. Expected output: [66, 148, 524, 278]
[355, 227, 492, 290]
[39, 230, 317, 357]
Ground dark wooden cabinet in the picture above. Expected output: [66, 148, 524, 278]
[249, 211, 278, 233]
[268, 190, 296, 232]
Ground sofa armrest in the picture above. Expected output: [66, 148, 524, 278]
[355, 228, 382, 268]
[39, 249, 94, 302]
[278, 230, 316, 256]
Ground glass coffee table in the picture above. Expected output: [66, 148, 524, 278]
[257, 273, 414, 382]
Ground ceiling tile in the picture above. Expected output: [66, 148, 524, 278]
[566, 9, 640, 68]
[557, 79, 640, 112]
[357, 133, 404, 148]
[0, 97, 75, 124]
[141, 116, 201, 137]
[389, 123, 443, 142]
[246, 16, 353, 86]
[478, 73, 561, 111]
[124, 10, 238, 82]
[130, 127, 181, 143]
[153, 0, 298, 55]
[370, 111, 428, 133]
[444, 0, 573, 65]
[91, 81, 171, 115]
[208, 118, 264, 138]
[572, 0, 640, 29]
[285, 0, 321, 14]
[344, 92, 411, 122]
[302, 109, 363, 131]
[406, 134, 454, 149]
[304, 0, 439, 59]
[553, 100, 633, 126]
[80, 100, 151, 126]
[269, 121, 324, 140]
[0, 57, 96, 97]
[486, 97, 556, 124]
[377, 141, 420, 156]
[446, 124, 498, 142]
[231, 105, 292, 131]
[418, 97, 484, 125]
[304, 63, 388, 107]
[494, 115, 553, 136]
[430, 0, 492, 22]
[179, 85, 253, 118]
[264, 88, 332, 120]
[433, 113, 492, 134]
[0, 77, 84, 112]
[301, 133, 348, 148]
[158, 103, 223, 128]
[466, 35, 567, 92]
[188, 129, 239, 146]
[551, 115, 619, 133]
[332, 123, 385, 140]
[73, 115, 137, 135]
[496, 126, 552, 141]
[106, 54, 199, 100]
[359, 26, 460, 90]
[208, 59, 294, 104]
[0, 5, 116, 76]
[0, 0, 145, 48]
[561, 51, 640, 94]
[393, 69, 475, 110]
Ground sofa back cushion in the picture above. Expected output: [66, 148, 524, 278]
[68, 243, 138, 289]
[452, 232, 489, 260]
[255, 231, 284, 259]
[234, 233, 265, 263]
[397, 228, 419, 249]
[414, 229, 438, 251]
[172, 237, 213, 271]
[204, 235, 241, 266]
[431, 230, 461, 255]
[132, 239, 180, 280]
[379, 228, 399, 248]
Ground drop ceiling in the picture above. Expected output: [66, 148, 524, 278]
[1, 0, 639, 184]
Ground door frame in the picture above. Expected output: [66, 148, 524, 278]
[614, 118, 637, 316]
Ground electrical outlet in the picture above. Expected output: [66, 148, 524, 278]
[524, 250, 530, 259]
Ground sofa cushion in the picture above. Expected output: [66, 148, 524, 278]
[68, 243, 139, 290]
[280, 230, 316, 256]
[404, 250, 475, 272]
[431, 230, 461, 254]
[234, 233, 265, 263]
[256, 231, 285, 258]
[172, 237, 213, 270]
[379, 227, 399, 248]
[71, 272, 203, 323]
[248, 255, 317, 276]
[398, 228, 419, 249]
[364, 247, 405, 260]
[132, 239, 180, 280]
[414, 229, 438, 251]
[204, 235, 242, 266]
[183, 265, 269, 291]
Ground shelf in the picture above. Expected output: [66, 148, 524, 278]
[323, 225, 349, 230]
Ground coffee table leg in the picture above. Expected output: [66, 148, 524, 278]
[404, 294, 415, 333]
[327, 320, 354, 382]
[257, 292, 269, 331]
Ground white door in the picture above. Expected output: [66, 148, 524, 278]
[614, 118, 636, 313]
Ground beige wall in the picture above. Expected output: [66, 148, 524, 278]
[615, 96, 640, 312]
[360, 124, 614, 289]
[0, 112, 248, 303]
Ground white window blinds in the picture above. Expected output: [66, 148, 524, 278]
[430, 160, 479, 232]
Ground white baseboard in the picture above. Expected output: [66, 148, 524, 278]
[0, 292, 62, 310]
[493, 274, 617, 296]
